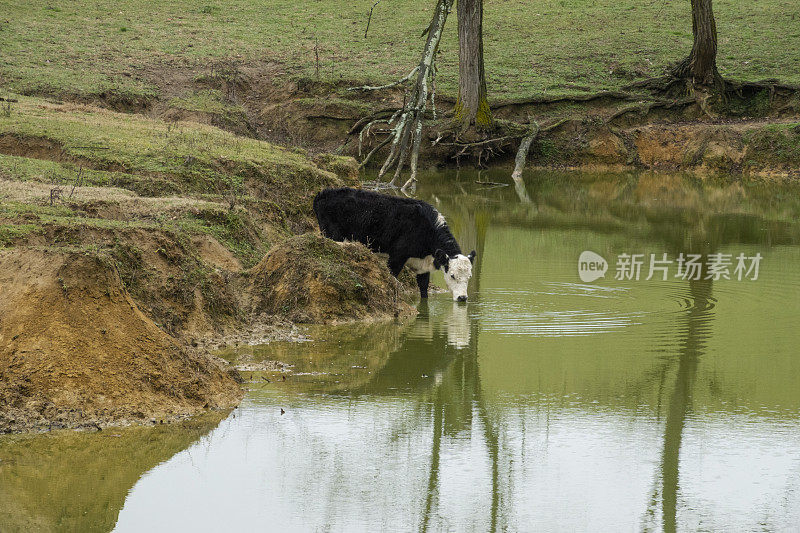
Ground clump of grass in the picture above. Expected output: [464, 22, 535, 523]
[249, 233, 416, 323]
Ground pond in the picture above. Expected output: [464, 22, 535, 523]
[2, 170, 800, 532]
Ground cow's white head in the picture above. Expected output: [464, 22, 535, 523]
[435, 249, 476, 302]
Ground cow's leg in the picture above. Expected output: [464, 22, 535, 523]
[416, 272, 430, 298]
[387, 256, 407, 277]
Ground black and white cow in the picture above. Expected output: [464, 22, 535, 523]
[313, 187, 476, 301]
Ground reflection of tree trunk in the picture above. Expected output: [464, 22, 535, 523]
[475, 366, 501, 532]
[420, 387, 444, 533]
[512, 176, 533, 205]
[660, 276, 714, 532]
[472, 209, 489, 294]
[413, 201, 498, 531]
[436, 196, 489, 293]
[417, 268, 500, 531]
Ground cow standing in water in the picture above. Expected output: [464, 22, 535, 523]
[313, 187, 476, 301]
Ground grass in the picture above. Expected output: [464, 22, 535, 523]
[743, 122, 800, 168]
[0, 0, 798, 102]
[0, 97, 323, 180]
[0, 96, 351, 264]
[0, 96, 346, 208]
[0, 152, 131, 187]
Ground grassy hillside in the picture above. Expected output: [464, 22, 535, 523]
[1, 0, 798, 101]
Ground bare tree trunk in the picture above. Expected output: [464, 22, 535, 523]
[674, 0, 720, 87]
[454, 0, 492, 133]
[689, 0, 718, 85]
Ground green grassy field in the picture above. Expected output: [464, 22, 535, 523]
[1, 0, 798, 101]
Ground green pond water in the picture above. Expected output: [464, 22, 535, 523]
[2, 170, 800, 532]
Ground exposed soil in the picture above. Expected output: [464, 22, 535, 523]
[537, 119, 800, 179]
[0, 248, 242, 433]
[248, 234, 417, 323]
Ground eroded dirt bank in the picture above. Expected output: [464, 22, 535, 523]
[0, 97, 421, 433]
[52, 61, 798, 180]
[0, 249, 241, 433]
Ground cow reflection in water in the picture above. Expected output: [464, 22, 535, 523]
[406, 300, 471, 349]
[360, 294, 501, 532]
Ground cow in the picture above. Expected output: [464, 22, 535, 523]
[313, 187, 476, 301]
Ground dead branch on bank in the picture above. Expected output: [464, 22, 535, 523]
[511, 122, 540, 181]
[349, 0, 454, 191]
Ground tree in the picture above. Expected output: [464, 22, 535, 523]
[673, 0, 722, 91]
[454, 0, 492, 134]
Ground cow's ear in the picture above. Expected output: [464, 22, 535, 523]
[468, 250, 476, 264]
[434, 249, 448, 271]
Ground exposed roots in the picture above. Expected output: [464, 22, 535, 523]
[625, 67, 800, 118]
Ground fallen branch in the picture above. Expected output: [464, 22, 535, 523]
[511, 122, 540, 181]
[358, 135, 393, 169]
[371, 0, 453, 191]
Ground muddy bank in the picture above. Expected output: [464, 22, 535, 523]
[0, 249, 242, 433]
[248, 234, 417, 323]
[0, 98, 407, 432]
[0, 193, 421, 433]
[0, 234, 419, 433]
